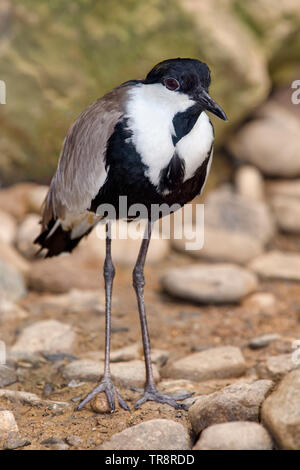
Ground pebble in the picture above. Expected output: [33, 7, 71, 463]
[0, 209, 17, 244]
[262, 370, 300, 449]
[235, 165, 265, 201]
[11, 319, 76, 354]
[63, 359, 159, 388]
[256, 353, 300, 381]
[0, 410, 19, 444]
[41, 437, 69, 450]
[0, 240, 29, 274]
[193, 421, 273, 450]
[66, 435, 82, 447]
[91, 395, 113, 413]
[164, 346, 246, 382]
[97, 419, 191, 450]
[16, 213, 41, 258]
[6, 350, 44, 368]
[0, 300, 28, 323]
[172, 226, 263, 264]
[228, 101, 300, 177]
[85, 344, 169, 366]
[271, 195, 300, 234]
[249, 251, 300, 281]
[26, 185, 48, 214]
[204, 185, 275, 243]
[0, 365, 17, 387]
[243, 292, 277, 314]
[27, 289, 105, 316]
[161, 264, 258, 304]
[249, 333, 281, 350]
[0, 259, 27, 301]
[188, 379, 273, 434]
[3, 436, 31, 450]
[0, 388, 69, 409]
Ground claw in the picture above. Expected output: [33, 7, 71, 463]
[76, 377, 130, 412]
[134, 386, 193, 410]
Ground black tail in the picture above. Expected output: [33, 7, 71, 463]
[34, 218, 91, 258]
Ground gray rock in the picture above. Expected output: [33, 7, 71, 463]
[98, 419, 191, 450]
[249, 251, 300, 281]
[172, 226, 263, 265]
[164, 346, 246, 382]
[256, 353, 300, 381]
[228, 102, 300, 177]
[193, 421, 273, 450]
[3, 436, 31, 450]
[262, 370, 300, 449]
[188, 380, 273, 434]
[0, 388, 69, 409]
[6, 350, 44, 368]
[11, 319, 76, 354]
[0, 259, 27, 301]
[63, 359, 159, 388]
[161, 264, 258, 304]
[235, 165, 265, 202]
[16, 213, 41, 258]
[249, 333, 281, 350]
[0, 365, 17, 387]
[271, 195, 300, 234]
[66, 435, 82, 447]
[85, 343, 169, 366]
[204, 186, 275, 243]
[0, 410, 19, 446]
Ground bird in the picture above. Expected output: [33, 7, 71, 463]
[35, 58, 227, 412]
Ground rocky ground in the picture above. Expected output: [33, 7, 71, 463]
[0, 166, 300, 450]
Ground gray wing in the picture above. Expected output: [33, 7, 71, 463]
[42, 85, 129, 229]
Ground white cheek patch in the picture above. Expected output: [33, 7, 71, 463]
[176, 112, 214, 182]
[125, 84, 194, 187]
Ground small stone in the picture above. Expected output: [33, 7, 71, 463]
[110, 343, 140, 362]
[243, 292, 277, 314]
[262, 370, 300, 449]
[0, 259, 27, 302]
[235, 165, 265, 201]
[11, 319, 76, 354]
[204, 185, 275, 243]
[164, 346, 246, 382]
[27, 289, 105, 316]
[63, 359, 103, 382]
[0, 410, 18, 442]
[188, 380, 273, 434]
[161, 264, 258, 304]
[0, 389, 70, 409]
[172, 226, 263, 265]
[16, 213, 41, 258]
[0, 300, 28, 323]
[6, 350, 44, 368]
[97, 419, 191, 450]
[4, 436, 31, 450]
[26, 185, 48, 214]
[271, 195, 300, 234]
[256, 353, 300, 381]
[0, 241, 29, 274]
[249, 251, 300, 281]
[91, 395, 112, 413]
[0, 209, 17, 244]
[66, 435, 82, 447]
[193, 421, 273, 450]
[249, 334, 281, 350]
[0, 365, 17, 387]
[41, 437, 69, 450]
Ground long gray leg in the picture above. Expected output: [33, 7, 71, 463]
[133, 221, 193, 410]
[77, 222, 129, 411]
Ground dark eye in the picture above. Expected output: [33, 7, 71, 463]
[164, 77, 180, 91]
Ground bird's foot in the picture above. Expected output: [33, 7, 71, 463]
[76, 376, 130, 412]
[134, 384, 193, 410]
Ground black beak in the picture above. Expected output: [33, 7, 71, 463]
[195, 89, 227, 121]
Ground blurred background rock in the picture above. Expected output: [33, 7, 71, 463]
[0, 0, 299, 185]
